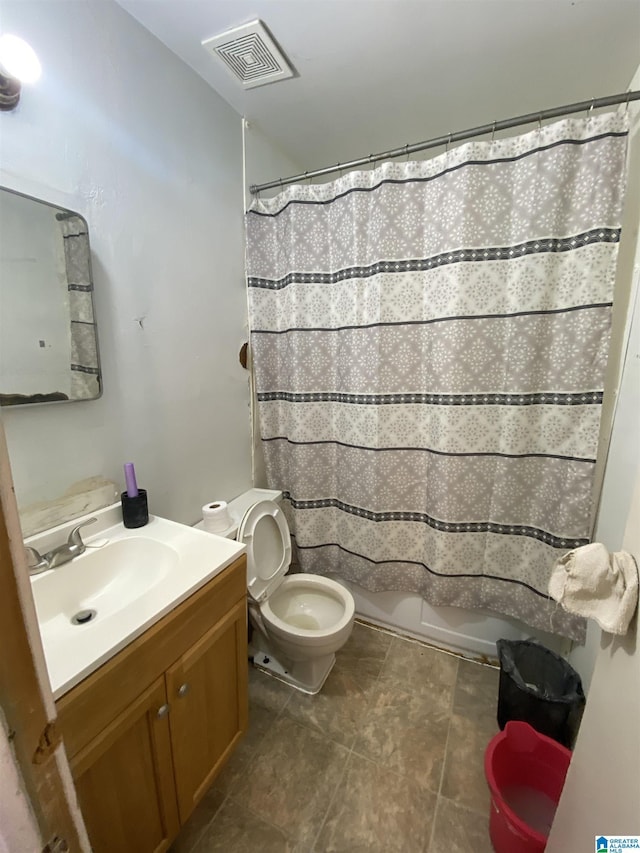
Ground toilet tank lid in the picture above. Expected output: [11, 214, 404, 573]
[227, 489, 282, 524]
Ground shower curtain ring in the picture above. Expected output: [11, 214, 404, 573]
[405, 143, 410, 161]
[587, 98, 595, 118]
[537, 113, 542, 132]
[337, 162, 343, 178]
[625, 91, 631, 113]
[491, 120, 497, 143]
[304, 170, 310, 184]
[446, 132, 452, 153]
[278, 177, 283, 188]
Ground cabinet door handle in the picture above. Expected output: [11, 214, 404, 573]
[178, 683, 190, 698]
[157, 703, 170, 718]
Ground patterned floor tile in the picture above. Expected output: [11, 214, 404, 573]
[452, 659, 499, 724]
[214, 703, 278, 795]
[440, 712, 497, 815]
[284, 654, 380, 747]
[315, 752, 437, 853]
[169, 786, 225, 853]
[353, 682, 450, 792]
[378, 637, 459, 699]
[231, 715, 350, 848]
[339, 621, 393, 680]
[428, 796, 493, 852]
[171, 631, 501, 853]
[247, 661, 294, 714]
[193, 798, 295, 853]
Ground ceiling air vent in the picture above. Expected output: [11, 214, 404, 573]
[202, 20, 294, 90]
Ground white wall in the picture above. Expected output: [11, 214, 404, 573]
[568, 65, 640, 692]
[547, 63, 640, 846]
[243, 119, 304, 210]
[0, 0, 252, 524]
[547, 465, 640, 848]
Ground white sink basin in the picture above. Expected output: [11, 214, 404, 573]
[34, 537, 179, 624]
[28, 504, 245, 698]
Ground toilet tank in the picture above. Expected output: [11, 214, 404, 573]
[194, 488, 282, 539]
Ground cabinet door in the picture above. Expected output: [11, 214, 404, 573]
[166, 597, 248, 823]
[70, 677, 180, 853]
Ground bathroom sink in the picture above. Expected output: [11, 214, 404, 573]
[28, 504, 245, 698]
[33, 537, 179, 624]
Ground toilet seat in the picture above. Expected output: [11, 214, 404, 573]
[238, 500, 292, 603]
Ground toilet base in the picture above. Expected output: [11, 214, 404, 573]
[250, 645, 336, 695]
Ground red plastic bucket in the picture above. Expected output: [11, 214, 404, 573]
[484, 721, 572, 853]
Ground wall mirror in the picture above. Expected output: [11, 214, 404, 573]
[0, 187, 101, 406]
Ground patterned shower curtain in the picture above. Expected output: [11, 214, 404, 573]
[246, 113, 628, 642]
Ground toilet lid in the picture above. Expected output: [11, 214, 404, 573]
[238, 500, 292, 603]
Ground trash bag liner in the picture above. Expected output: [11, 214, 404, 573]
[496, 639, 585, 748]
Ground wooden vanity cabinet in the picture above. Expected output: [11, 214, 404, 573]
[56, 556, 248, 853]
[167, 599, 247, 823]
[68, 677, 179, 853]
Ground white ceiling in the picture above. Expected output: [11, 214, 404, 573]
[117, 0, 640, 180]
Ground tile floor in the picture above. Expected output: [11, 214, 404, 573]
[170, 621, 498, 853]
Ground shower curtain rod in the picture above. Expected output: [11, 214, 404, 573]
[249, 89, 640, 195]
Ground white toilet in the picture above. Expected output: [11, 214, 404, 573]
[238, 499, 355, 694]
[198, 490, 355, 694]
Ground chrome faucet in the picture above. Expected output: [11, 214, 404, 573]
[25, 517, 98, 575]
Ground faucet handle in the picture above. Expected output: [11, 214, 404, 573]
[25, 546, 49, 575]
[67, 517, 98, 548]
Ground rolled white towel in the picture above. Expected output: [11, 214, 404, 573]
[549, 543, 638, 635]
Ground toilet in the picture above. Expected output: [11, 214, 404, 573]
[198, 489, 355, 694]
[239, 499, 355, 694]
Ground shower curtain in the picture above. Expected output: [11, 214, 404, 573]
[246, 113, 629, 642]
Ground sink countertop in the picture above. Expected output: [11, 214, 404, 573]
[28, 504, 246, 699]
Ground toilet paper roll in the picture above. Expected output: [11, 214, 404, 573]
[202, 501, 231, 533]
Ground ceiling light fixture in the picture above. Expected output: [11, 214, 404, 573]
[0, 34, 42, 112]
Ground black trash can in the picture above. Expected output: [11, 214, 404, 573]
[496, 639, 585, 748]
